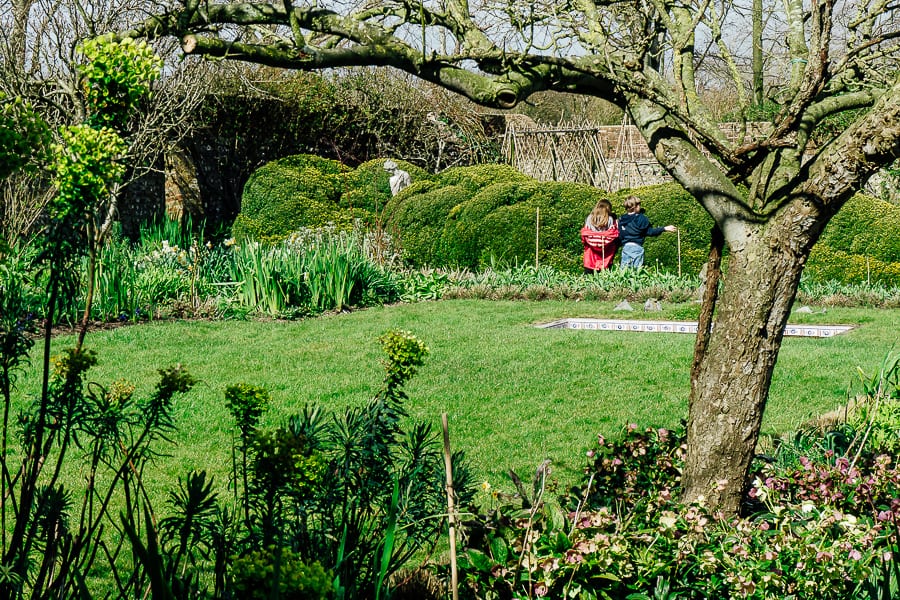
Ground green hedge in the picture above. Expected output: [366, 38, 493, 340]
[384, 164, 534, 267]
[384, 184, 466, 267]
[234, 154, 429, 243]
[610, 184, 716, 275]
[383, 169, 683, 272]
[385, 171, 900, 283]
[237, 154, 900, 284]
[618, 185, 900, 284]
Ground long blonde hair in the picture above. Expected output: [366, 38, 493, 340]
[588, 199, 614, 230]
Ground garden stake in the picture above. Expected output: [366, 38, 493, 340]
[677, 227, 682, 277]
[535, 207, 540, 269]
[441, 413, 459, 600]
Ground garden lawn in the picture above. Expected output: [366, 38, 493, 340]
[19, 299, 898, 498]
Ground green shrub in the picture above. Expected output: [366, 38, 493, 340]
[234, 154, 355, 243]
[385, 165, 607, 269]
[611, 183, 716, 275]
[238, 154, 900, 283]
[805, 246, 900, 286]
[385, 184, 468, 267]
[225, 331, 476, 600]
[236, 155, 436, 244]
[443, 180, 548, 267]
[434, 163, 530, 191]
[815, 193, 900, 270]
[230, 547, 332, 600]
[450, 180, 606, 270]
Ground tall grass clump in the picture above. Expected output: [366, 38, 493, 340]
[228, 225, 400, 316]
[74, 219, 232, 322]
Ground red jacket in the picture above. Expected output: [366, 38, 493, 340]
[581, 226, 619, 271]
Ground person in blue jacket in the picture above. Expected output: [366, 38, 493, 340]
[618, 195, 677, 268]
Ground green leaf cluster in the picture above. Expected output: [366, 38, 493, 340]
[379, 329, 429, 384]
[225, 383, 270, 438]
[0, 95, 49, 179]
[77, 35, 163, 130]
[49, 125, 127, 218]
[230, 547, 331, 600]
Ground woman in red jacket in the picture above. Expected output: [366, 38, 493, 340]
[581, 199, 619, 273]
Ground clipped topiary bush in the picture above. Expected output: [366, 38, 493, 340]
[805, 246, 900, 285]
[444, 180, 550, 267]
[604, 185, 900, 283]
[434, 163, 530, 192]
[234, 154, 432, 244]
[385, 184, 467, 267]
[818, 194, 900, 264]
[242, 154, 900, 283]
[234, 154, 354, 243]
[384, 164, 533, 268]
[447, 180, 606, 271]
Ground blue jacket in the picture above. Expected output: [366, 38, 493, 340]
[618, 212, 665, 246]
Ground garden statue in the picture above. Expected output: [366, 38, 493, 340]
[384, 160, 411, 196]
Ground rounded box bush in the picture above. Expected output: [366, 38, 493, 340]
[453, 180, 607, 271]
[384, 183, 467, 267]
[434, 163, 530, 192]
[443, 180, 548, 267]
[383, 164, 531, 267]
[233, 154, 354, 243]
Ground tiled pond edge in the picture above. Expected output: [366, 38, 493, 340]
[536, 318, 855, 338]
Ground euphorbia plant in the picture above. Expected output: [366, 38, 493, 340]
[0, 36, 201, 600]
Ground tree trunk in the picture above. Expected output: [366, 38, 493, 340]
[682, 216, 811, 514]
[751, 0, 763, 107]
[11, 0, 36, 72]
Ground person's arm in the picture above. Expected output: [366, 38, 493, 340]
[645, 216, 677, 237]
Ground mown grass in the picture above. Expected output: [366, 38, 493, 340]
[18, 299, 899, 498]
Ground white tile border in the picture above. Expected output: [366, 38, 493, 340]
[536, 318, 855, 337]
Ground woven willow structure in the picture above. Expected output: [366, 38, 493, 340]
[502, 119, 771, 192]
